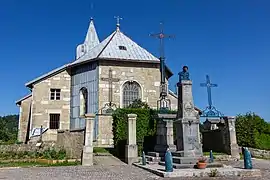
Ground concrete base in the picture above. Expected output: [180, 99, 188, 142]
[133, 163, 261, 178]
[82, 146, 93, 166]
[154, 144, 177, 153]
[125, 144, 138, 165]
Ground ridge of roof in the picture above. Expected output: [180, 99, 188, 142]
[25, 63, 70, 88]
[15, 94, 32, 105]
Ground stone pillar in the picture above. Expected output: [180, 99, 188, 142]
[223, 116, 240, 159]
[125, 114, 138, 165]
[154, 114, 177, 152]
[175, 80, 202, 157]
[82, 113, 95, 166]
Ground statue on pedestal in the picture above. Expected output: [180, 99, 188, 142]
[179, 66, 190, 81]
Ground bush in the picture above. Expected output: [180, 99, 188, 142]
[112, 108, 157, 158]
[236, 112, 270, 150]
[112, 105, 177, 158]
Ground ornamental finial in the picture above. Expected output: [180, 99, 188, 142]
[114, 16, 123, 30]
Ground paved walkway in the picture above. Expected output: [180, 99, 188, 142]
[0, 158, 269, 180]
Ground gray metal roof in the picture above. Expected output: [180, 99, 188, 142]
[25, 64, 70, 88]
[72, 28, 159, 66]
[15, 94, 32, 105]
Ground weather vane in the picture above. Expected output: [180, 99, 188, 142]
[200, 75, 223, 117]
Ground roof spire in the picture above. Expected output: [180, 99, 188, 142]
[114, 16, 122, 31]
[84, 17, 100, 49]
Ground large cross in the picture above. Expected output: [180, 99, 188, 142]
[101, 68, 120, 108]
[150, 22, 174, 85]
[150, 22, 174, 111]
[200, 75, 218, 108]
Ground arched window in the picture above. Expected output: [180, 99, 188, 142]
[79, 87, 88, 116]
[122, 81, 141, 107]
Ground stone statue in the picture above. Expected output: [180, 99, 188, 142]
[179, 66, 190, 81]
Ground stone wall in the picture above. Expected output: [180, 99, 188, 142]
[31, 70, 71, 142]
[0, 142, 58, 154]
[97, 61, 162, 146]
[57, 129, 85, 159]
[17, 95, 32, 143]
[98, 61, 161, 109]
[168, 90, 178, 111]
[96, 115, 114, 147]
[242, 147, 270, 159]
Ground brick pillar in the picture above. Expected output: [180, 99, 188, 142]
[125, 114, 138, 165]
[224, 116, 240, 159]
[82, 113, 95, 166]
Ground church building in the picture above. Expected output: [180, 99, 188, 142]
[15, 18, 178, 147]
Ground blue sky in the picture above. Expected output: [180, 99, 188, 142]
[0, 0, 269, 121]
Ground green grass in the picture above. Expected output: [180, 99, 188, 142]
[203, 152, 227, 156]
[93, 147, 109, 153]
[0, 161, 80, 168]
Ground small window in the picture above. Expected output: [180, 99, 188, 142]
[50, 89, 61, 100]
[119, 46, 127, 50]
[49, 113, 60, 129]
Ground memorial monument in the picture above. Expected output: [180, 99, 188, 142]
[174, 66, 203, 162]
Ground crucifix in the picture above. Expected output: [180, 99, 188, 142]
[114, 16, 123, 29]
[200, 75, 217, 108]
[150, 22, 174, 111]
[200, 75, 223, 117]
[101, 68, 120, 113]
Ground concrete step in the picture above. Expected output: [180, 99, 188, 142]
[147, 152, 165, 157]
[159, 162, 224, 169]
[172, 156, 199, 164]
[145, 155, 161, 162]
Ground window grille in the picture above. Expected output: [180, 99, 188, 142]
[122, 81, 141, 107]
[49, 113, 60, 129]
[50, 89, 61, 100]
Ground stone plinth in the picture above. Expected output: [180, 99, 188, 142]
[154, 114, 177, 153]
[175, 80, 202, 158]
[223, 116, 240, 159]
[125, 114, 138, 165]
[82, 113, 95, 166]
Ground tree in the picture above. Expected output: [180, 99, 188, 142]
[0, 115, 19, 144]
[235, 112, 270, 150]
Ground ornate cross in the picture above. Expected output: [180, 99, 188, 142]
[150, 22, 174, 85]
[101, 68, 120, 113]
[150, 22, 174, 111]
[200, 75, 217, 108]
[114, 16, 123, 28]
[200, 75, 223, 117]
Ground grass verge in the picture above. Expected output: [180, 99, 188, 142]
[0, 161, 80, 168]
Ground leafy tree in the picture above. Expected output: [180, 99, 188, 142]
[0, 115, 19, 144]
[235, 112, 270, 150]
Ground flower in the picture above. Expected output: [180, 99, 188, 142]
[198, 156, 207, 163]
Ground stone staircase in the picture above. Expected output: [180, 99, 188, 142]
[145, 151, 223, 169]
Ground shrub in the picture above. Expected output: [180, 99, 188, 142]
[112, 106, 177, 158]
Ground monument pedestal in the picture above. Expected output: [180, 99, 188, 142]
[154, 114, 177, 153]
[174, 80, 203, 163]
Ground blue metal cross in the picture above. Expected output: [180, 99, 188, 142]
[200, 75, 223, 118]
[200, 75, 217, 108]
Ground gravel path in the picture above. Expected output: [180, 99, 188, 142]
[0, 159, 268, 180]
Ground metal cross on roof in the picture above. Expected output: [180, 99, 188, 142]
[114, 16, 123, 29]
[150, 22, 174, 112]
[200, 75, 223, 117]
[101, 68, 120, 114]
